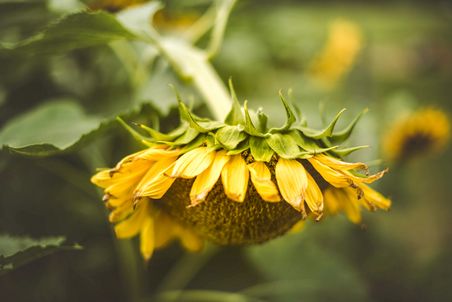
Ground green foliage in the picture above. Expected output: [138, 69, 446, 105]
[245, 231, 368, 302]
[1, 11, 136, 55]
[0, 235, 81, 275]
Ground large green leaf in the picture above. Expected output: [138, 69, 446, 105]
[0, 99, 160, 156]
[0, 235, 81, 275]
[0, 10, 136, 55]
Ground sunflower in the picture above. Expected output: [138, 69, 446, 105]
[309, 19, 363, 89]
[92, 85, 390, 260]
[383, 107, 450, 162]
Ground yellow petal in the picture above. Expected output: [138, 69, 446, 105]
[275, 158, 308, 212]
[177, 228, 204, 252]
[323, 187, 342, 215]
[154, 212, 176, 248]
[221, 154, 249, 202]
[91, 169, 113, 188]
[360, 184, 391, 210]
[134, 157, 177, 199]
[108, 201, 133, 223]
[190, 150, 230, 205]
[114, 202, 149, 238]
[304, 172, 324, 214]
[137, 147, 180, 161]
[247, 162, 281, 202]
[289, 219, 306, 234]
[140, 217, 155, 261]
[314, 154, 368, 172]
[169, 147, 215, 178]
[347, 169, 388, 185]
[341, 188, 362, 224]
[307, 157, 351, 188]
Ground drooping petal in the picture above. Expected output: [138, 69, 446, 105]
[108, 200, 134, 223]
[304, 172, 324, 215]
[275, 158, 308, 212]
[190, 150, 230, 205]
[221, 154, 249, 202]
[114, 202, 149, 238]
[323, 187, 342, 215]
[324, 187, 361, 223]
[307, 157, 351, 187]
[154, 212, 176, 249]
[360, 184, 391, 210]
[177, 228, 204, 252]
[140, 217, 155, 261]
[347, 169, 388, 185]
[134, 157, 178, 199]
[169, 147, 215, 178]
[314, 154, 368, 172]
[247, 162, 281, 202]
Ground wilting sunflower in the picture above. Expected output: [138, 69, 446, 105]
[383, 107, 450, 162]
[92, 85, 390, 260]
[309, 19, 363, 89]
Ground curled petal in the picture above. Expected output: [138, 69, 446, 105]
[304, 172, 324, 215]
[221, 155, 249, 202]
[169, 147, 215, 178]
[247, 162, 281, 202]
[190, 150, 230, 205]
[314, 154, 368, 172]
[134, 157, 178, 199]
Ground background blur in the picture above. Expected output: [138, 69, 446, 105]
[1, 0, 451, 301]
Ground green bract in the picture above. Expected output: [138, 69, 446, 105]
[119, 81, 368, 161]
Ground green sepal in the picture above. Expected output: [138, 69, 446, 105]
[256, 108, 269, 133]
[249, 136, 274, 162]
[215, 125, 247, 149]
[290, 130, 336, 154]
[226, 139, 249, 155]
[178, 100, 210, 133]
[296, 108, 346, 139]
[332, 145, 369, 157]
[116, 117, 154, 146]
[179, 134, 206, 153]
[243, 101, 267, 137]
[135, 122, 179, 141]
[266, 133, 300, 159]
[330, 108, 368, 144]
[170, 127, 199, 146]
[269, 90, 297, 132]
[224, 79, 245, 125]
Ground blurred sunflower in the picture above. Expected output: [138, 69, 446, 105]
[309, 19, 363, 89]
[92, 87, 390, 260]
[383, 107, 450, 162]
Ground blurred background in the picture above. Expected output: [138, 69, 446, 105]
[0, 0, 451, 301]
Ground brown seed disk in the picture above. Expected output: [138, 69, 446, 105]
[158, 177, 303, 245]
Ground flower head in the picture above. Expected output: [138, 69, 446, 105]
[383, 107, 450, 162]
[92, 85, 390, 260]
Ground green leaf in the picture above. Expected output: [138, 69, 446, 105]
[177, 100, 211, 133]
[226, 138, 249, 155]
[116, 117, 154, 146]
[215, 125, 247, 149]
[157, 290, 254, 302]
[172, 127, 199, 146]
[0, 235, 82, 275]
[116, 1, 162, 38]
[330, 108, 368, 144]
[0, 100, 161, 156]
[249, 136, 274, 162]
[0, 100, 99, 156]
[296, 108, 346, 139]
[266, 133, 300, 159]
[224, 79, 244, 125]
[1, 11, 136, 55]
[332, 145, 369, 157]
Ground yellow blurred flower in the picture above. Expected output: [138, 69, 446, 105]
[383, 107, 450, 162]
[91, 95, 390, 260]
[309, 19, 363, 89]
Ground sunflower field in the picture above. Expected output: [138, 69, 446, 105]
[1, 1, 451, 301]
